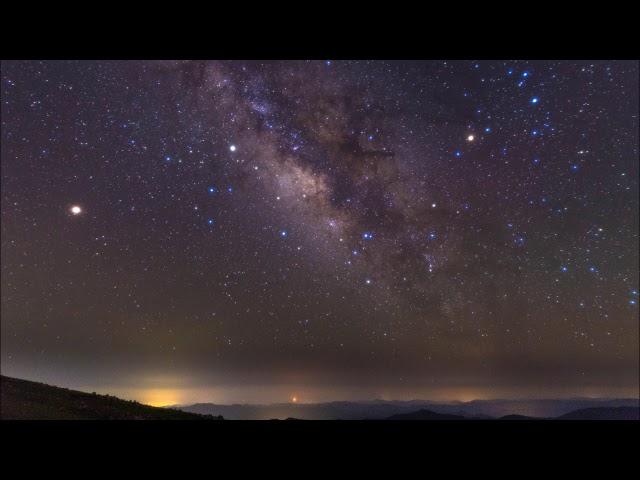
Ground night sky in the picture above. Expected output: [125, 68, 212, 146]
[1, 60, 638, 406]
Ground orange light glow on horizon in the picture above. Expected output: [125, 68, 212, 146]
[139, 389, 181, 407]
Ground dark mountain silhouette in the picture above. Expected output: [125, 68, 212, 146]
[5, 374, 635, 421]
[556, 406, 639, 420]
[386, 409, 465, 420]
[0, 375, 222, 420]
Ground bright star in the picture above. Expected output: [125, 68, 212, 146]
[229, 145, 236, 152]
[70, 205, 82, 215]
[467, 134, 475, 142]
[531, 97, 539, 104]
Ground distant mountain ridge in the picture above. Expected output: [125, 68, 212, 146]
[178, 397, 639, 420]
[557, 407, 639, 420]
[0, 375, 221, 420]
[386, 409, 465, 420]
[385, 407, 640, 420]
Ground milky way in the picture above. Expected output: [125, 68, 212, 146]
[1, 60, 638, 403]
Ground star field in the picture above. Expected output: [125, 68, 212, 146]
[1, 60, 638, 403]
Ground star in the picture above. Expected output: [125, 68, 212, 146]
[229, 145, 237, 152]
[70, 205, 82, 215]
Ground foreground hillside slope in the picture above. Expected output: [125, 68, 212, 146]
[0, 376, 220, 420]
